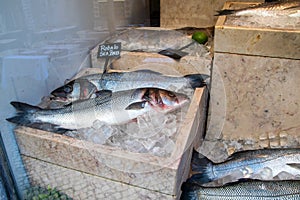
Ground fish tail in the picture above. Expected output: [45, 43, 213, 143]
[215, 9, 236, 16]
[6, 102, 41, 125]
[184, 74, 209, 88]
[180, 182, 199, 200]
[6, 115, 33, 125]
[189, 151, 214, 184]
[10, 101, 41, 112]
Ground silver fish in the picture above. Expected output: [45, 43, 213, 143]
[50, 70, 208, 103]
[181, 180, 300, 200]
[7, 88, 189, 131]
[190, 149, 300, 186]
[216, 1, 300, 17]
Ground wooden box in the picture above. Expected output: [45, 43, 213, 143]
[199, 2, 300, 163]
[15, 86, 208, 199]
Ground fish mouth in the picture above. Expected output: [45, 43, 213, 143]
[49, 95, 69, 102]
[162, 94, 190, 112]
[142, 88, 190, 112]
[50, 86, 71, 99]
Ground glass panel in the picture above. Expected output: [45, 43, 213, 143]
[0, 0, 150, 198]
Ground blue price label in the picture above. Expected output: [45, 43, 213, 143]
[97, 42, 121, 58]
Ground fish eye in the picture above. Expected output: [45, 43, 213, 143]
[64, 85, 73, 93]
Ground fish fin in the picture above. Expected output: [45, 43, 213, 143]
[95, 90, 112, 98]
[10, 101, 41, 112]
[188, 173, 213, 186]
[125, 101, 147, 110]
[133, 69, 162, 75]
[287, 163, 300, 170]
[55, 129, 70, 134]
[27, 123, 70, 134]
[158, 49, 185, 60]
[7, 102, 69, 133]
[180, 182, 200, 200]
[6, 115, 32, 126]
[184, 74, 209, 88]
[215, 9, 236, 16]
[181, 181, 200, 192]
[190, 150, 214, 184]
[7, 102, 41, 125]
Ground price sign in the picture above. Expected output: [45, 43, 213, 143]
[97, 42, 121, 58]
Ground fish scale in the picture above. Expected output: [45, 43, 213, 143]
[191, 149, 300, 186]
[181, 181, 300, 200]
[50, 70, 208, 103]
[7, 88, 189, 131]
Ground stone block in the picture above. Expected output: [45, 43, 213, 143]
[15, 86, 208, 199]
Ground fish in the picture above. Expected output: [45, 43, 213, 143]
[50, 70, 209, 103]
[181, 180, 300, 200]
[216, 0, 300, 17]
[190, 149, 300, 187]
[6, 88, 189, 131]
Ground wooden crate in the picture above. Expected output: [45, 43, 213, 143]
[200, 2, 300, 163]
[15, 87, 208, 200]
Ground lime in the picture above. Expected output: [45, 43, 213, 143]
[192, 31, 208, 44]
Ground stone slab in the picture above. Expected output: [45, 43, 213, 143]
[90, 27, 212, 77]
[15, 87, 208, 199]
[22, 156, 175, 200]
[214, 2, 300, 60]
[200, 52, 300, 163]
[160, 0, 264, 29]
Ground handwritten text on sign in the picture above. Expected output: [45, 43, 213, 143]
[98, 43, 121, 58]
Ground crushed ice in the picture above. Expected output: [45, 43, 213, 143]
[64, 90, 191, 157]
